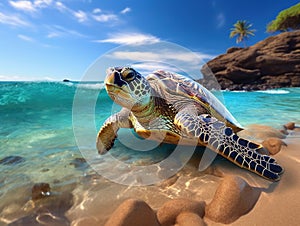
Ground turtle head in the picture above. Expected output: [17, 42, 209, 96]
[105, 67, 152, 109]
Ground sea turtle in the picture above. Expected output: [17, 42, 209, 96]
[97, 67, 284, 181]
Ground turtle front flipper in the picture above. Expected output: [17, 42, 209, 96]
[97, 108, 132, 154]
[175, 113, 284, 181]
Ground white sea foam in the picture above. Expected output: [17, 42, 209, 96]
[77, 83, 105, 90]
[61, 82, 105, 90]
[257, 89, 290, 94]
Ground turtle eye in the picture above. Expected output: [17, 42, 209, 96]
[123, 69, 136, 81]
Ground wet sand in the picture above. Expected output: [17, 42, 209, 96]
[1, 125, 299, 225]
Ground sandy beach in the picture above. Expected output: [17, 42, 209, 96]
[63, 124, 300, 226]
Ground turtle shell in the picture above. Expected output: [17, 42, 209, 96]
[146, 70, 243, 132]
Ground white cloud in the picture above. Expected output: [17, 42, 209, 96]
[34, 0, 52, 8]
[104, 48, 215, 79]
[55, 2, 117, 24]
[93, 8, 101, 14]
[18, 34, 35, 42]
[108, 51, 214, 64]
[216, 12, 225, 28]
[109, 51, 160, 61]
[92, 13, 118, 22]
[91, 7, 119, 23]
[121, 7, 131, 14]
[9, 0, 54, 13]
[55, 1, 68, 12]
[46, 25, 87, 39]
[0, 75, 25, 81]
[74, 10, 88, 23]
[96, 32, 161, 45]
[0, 12, 30, 26]
[0, 74, 57, 81]
[131, 62, 179, 75]
[8, 1, 121, 24]
[9, 0, 36, 12]
[46, 31, 59, 38]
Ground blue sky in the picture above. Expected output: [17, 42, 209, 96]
[0, 0, 298, 81]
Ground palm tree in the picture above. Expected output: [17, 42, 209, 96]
[230, 20, 255, 47]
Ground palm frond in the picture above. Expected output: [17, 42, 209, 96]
[229, 20, 255, 45]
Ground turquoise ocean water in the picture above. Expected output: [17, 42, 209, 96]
[0, 81, 299, 223]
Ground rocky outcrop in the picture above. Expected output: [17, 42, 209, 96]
[200, 30, 300, 90]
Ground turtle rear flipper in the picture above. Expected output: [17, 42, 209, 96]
[175, 113, 283, 181]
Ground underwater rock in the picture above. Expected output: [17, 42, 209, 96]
[104, 199, 159, 226]
[279, 128, 289, 135]
[157, 198, 205, 226]
[10, 190, 73, 226]
[175, 212, 206, 226]
[70, 157, 88, 169]
[0, 156, 25, 165]
[205, 175, 261, 224]
[7, 212, 69, 226]
[284, 122, 295, 130]
[32, 183, 51, 201]
[262, 137, 286, 155]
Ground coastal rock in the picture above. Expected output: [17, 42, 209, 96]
[284, 122, 295, 130]
[104, 199, 159, 226]
[157, 198, 205, 226]
[32, 183, 51, 200]
[205, 175, 261, 224]
[200, 30, 300, 90]
[262, 137, 286, 155]
[175, 212, 206, 226]
[0, 155, 25, 165]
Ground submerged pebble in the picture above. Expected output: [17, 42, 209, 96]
[0, 156, 25, 165]
[32, 183, 51, 201]
[69, 157, 88, 169]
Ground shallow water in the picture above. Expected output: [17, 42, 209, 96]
[0, 82, 299, 224]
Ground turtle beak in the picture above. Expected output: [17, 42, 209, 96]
[105, 67, 127, 87]
[105, 68, 116, 86]
[105, 67, 131, 104]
